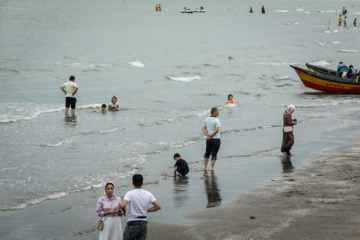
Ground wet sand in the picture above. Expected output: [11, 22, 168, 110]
[147, 142, 360, 240]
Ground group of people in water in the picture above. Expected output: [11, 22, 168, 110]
[336, 62, 358, 79]
[338, 6, 357, 27]
[249, 6, 265, 14]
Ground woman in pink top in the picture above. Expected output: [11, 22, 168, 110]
[96, 183, 124, 240]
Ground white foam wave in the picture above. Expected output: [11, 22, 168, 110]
[309, 60, 329, 66]
[324, 30, 331, 33]
[330, 41, 340, 44]
[168, 76, 201, 82]
[339, 49, 357, 53]
[354, 12, 360, 15]
[297, 99, 360, 108]
[257, 62, 297, 66]
[38, 139, 71, 147]
[274, 76, 290, 80]
[318, 43, 324, 46]
[275, 10, 289, 13]
[224, 103, 236, 108]
[296, 9, 304, 12]
[128, 61, 144, 68]
[332, 29, 339, 33]
[304, 11, 310, 14]
[326, 10, 336, 13]
[0, 103, 63, 123]
[55, 62, 108, 68]
[97, 127, 125, 134]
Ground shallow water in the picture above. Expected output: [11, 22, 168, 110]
[1, 0, 360, 239]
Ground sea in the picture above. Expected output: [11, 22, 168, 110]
[1, 0, 360, 239]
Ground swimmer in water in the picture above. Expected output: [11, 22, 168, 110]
[94, 104, 107, 113]
[224, 94, 235, 105]
[108, 96, 119, 111]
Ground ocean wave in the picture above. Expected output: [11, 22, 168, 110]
[0, 103, 63, 123]
[257, 62, 298, 66]
[223, 103, 236, 108]
[128, 61, 144, 68]
[168, 76, 201, 82]
[0, 103, 106, 123]
[55, 62, 108, 69]
[81, 127, 125, 135]
[273, 76, 291, 80]
[326, 10, 337, 13]
[38, 139, 71, 147]
[1, 159, 143, 211]
[309, 60, 329, 66]
[139, 108, 210, 127]
[339, 49, 357, 53]
[0, 67, 20, 74]
[330, 41, 340, 44]
[296, 99, 360, 108]
[296, 9, 304, 12]
[323, 30, 331, 34]
[275, 10, 289, 13]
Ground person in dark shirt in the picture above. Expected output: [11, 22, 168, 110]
[173, 153, 189, 177]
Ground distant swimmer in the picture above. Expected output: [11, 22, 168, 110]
[202, 107, 221, 171]
[60, 75, 78, 116]
[224, 94, 235, 105]
[108, 96, 119, 111]
[354, 18, 357, 27]
[338, 15, 342, 26]
[261, 5, 265, 14]
[155, 4, 159, 11]
[173, 153, 189, 177]
[94, 104, 107, 113]
[159, 4, 162, 11]
[250, 7, 253, 13]
[344, 16, 347, 27]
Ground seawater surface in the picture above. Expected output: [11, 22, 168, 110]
[1, 0, 360, 239]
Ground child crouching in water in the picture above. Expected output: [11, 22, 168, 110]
[94, 104, 107, 113]
[173, 153, 189, 177]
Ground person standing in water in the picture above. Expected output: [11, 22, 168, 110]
[338, 15, 343, 26]
[109, 96, 119, 111]
[250, 7, 253, 13]
[202, 107, 221, 171]
[281, 105, 297, 156]
[60, 76, 78, 116]
[261, 5, 265, 14]
[354, 18, 357, 27]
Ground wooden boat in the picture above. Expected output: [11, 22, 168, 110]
[290, 65, 360, 93]
[305, 63, 337, 76]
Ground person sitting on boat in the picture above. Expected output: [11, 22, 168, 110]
[346, 65, 357, 79]
[336, 62, 348, 77]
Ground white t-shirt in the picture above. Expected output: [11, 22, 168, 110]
[124, 189, 156, 222]
[60, 81, 78, 98]
[203, 116, 221, 139]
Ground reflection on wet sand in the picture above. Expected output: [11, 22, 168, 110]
[203, 171, 222, 208]
[173, 176, 189, 208]
[281, 156, 294, 173]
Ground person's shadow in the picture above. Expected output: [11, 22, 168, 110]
[203, 171, 222, 208]
[173, 176, 189, 208]
[281, 156, 294, 173]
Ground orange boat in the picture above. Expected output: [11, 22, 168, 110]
[290, 65, 360, 93]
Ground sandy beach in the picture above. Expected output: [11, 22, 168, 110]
[147, 141, 360, 240]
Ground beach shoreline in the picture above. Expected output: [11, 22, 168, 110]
[147, 141, 360, 240]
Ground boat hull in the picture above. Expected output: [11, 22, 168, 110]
[291, 65, 360, 93]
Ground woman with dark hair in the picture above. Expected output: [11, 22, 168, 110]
[281, 105, 297, 156]
[96, 183, 124, 240]
[108, 96, 119, 111]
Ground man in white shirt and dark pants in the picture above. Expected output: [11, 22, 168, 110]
[121, 174, 161, 240]
[60, 76, 78, 116]
[202, 107, 221, 171]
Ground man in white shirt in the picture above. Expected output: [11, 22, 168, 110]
[202, 107, 221, 171]
[60, 76, 78, 116]
[121, 174, 161, 240]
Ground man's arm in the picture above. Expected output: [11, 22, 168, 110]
[174, 166, 178, 177]
[60, 86, 66, 95]
[148, 200, 161, 212]
[72, 86, 78, 96]
[120, 199, 128, 216]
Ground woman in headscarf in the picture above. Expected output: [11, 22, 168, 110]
[281, 105, 297, 156]
[96, 182, 124, 240]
